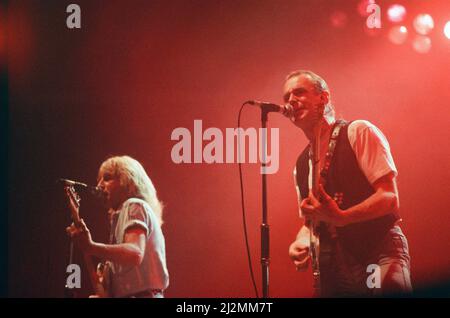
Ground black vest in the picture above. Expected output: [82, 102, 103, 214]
[295, 121, 399, 259]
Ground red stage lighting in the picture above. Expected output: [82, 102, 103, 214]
[388, 26, 408, 45]
[444, 21, 450, 40]
[387, 4, 406, 23]
[330, 11, 348, 28]
[413, 14, 435, 35]
[412, 35, 432, 54]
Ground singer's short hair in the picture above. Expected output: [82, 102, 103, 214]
[285, 70, 335, 120]
[286, 70, 329, 94]
[98, 155, 164, 225]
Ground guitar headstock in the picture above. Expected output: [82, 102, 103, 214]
[65, 185, 81, 224]
[67, 185, 81, 206]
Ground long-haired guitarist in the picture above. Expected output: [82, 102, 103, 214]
[66, 155, 169, 297]
[286, 70, 412, 297]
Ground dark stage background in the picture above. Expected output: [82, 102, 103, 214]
[6, 0, 450, 297]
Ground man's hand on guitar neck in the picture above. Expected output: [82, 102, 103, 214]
[66, 219, 94, 254]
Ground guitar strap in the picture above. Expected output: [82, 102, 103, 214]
[320, 119, 347, 185]
[309, 119, 347, 239]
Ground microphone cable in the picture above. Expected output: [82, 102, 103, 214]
[237, 102, 259, 298]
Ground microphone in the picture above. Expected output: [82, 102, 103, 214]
[247, 100, 294, 117]
[58, 178, 105, 199]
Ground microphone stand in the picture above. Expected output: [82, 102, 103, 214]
[260, 109, 270, 298]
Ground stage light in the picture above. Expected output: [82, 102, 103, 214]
[387, 4, 406, 23]
[412, 35, 432, 54]
[413, 14, 434, 35]
[444, 21, 450, 40]
[330, 11, 348, 28]
[388, 26, 408, 45]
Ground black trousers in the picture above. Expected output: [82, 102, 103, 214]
[319, 225, 412, 297]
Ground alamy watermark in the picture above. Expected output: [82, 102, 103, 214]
[366, 264, 381, 289]
[66, 4, 81, 29]
[366, 3, 382, 29]
[171, 120, 280, 174]
[66, 264, 81, 289]
[65, 3, 382, 30]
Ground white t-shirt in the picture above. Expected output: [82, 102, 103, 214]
[347, 120, 397, 184]
[109, 198, 169, 297]
[294, 120, 397, 202]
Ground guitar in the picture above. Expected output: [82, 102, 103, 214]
[65, 185, 110, 297]
[306, 106, 345, 297]
[306, 103, 326, 297]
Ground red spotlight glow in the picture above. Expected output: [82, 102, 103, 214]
[412, 35, 432, 54]
[444, 21, 450, 40]
[330, 11, 348, 28]
[387, 4, 406, 23]
[388, 26, 408, 45]
[413, 14, 435, 35]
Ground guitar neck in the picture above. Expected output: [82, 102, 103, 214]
[311, 123, 321, 197]
[66, 186, 105, 296]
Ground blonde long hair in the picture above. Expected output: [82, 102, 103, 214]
[99, 155, 164, 225]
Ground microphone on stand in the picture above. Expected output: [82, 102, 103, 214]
[246, 100, 294, 118]
[58, 178, 105, 199]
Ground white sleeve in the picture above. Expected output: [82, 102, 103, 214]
[347, 120, 397, 185]
[122, 201, 151, 238]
